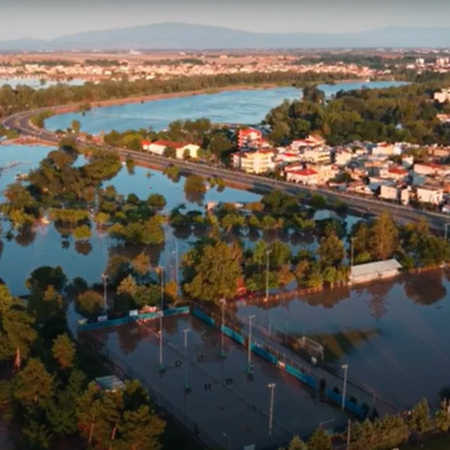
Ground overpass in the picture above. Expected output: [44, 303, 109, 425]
[3, 107, 450, 232]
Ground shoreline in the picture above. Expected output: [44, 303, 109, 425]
[47, 78, 369, 116]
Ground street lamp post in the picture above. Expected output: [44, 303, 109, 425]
[159, 266, 165, 373]
[220, 298, 226, 358]
[265, 249, 272, 333]
[342, 364, 348, 411]
[222, 432, 231, 450]
[183, 328, 191, 392]
[101, 273, 108, 312]
[350, 237, 355, 285]
[247, 315, 255, 375]
[268, 383, 276, 437]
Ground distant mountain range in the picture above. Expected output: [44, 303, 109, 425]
[1, 23, 450, 50]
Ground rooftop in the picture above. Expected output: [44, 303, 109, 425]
[351, 259, 402, 279]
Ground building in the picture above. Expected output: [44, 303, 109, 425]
[415, 186, 444, 205]
[413, 163, 447, 177]
[350, 259, 402, 285]
[434, 88, 450, 103]
[379, 185, 410, 205]
[286, 168, 318, 185]
[301, 147, 331, 164]
[142, 140, 199, 159]
[237, 128, 262, 149]
[371, 143, 396, 157]
[232, 149, 276, 174]
[379, 166, 409, 182]
[291, 134, 326, 150]
[334, 149, 353, 166]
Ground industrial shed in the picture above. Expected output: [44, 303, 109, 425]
[350, 259, 402, 285]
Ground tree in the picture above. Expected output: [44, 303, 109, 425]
[303, 85, 326, 103]
[26, 266, 67, 294]
[73, 225, 92, 240]
[76, 290, 104, 318]
[77, 380, 165, 450]
[367, 212, 399, 261]
[2, 300, 37, 370]
[131, 253, 151, 276]
[318, 232, 345, 267]
[163, 146, 176, 158]
[307, 427, 332, 450]
[52, 333, 76, 370]
[71, 119, 81, 134]
[13, 358, 54, 407]
[279, 435, 308, 450]
[407, 398, 433, 438]
[183, 240, 243, 302]
[182, 148, 191, 160]
[0, 283, 13, 316]
[208, 133, 233, 161]
[147, 193, 167, 209]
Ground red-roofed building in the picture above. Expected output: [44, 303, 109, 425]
[238, 128, 262, 149]
[286, 168, 318, 186]
[380, 166, 409, 182]
[142, 139, 200, 159]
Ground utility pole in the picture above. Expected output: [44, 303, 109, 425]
[183, 328, 191, 392]
[101, 273, 108, 313]
[268, 383, 276, 437]
[350, 237, 355, 285]
[346, 419, 351, 449]
[266, 249, 272, 333]
[220, 298, 226, 358]
[159, 266, 165, 372]
[174, 240, 179, 288]
[222, 433, 231, 450]
[247, 315, 255, 375]
[342, 364, 348, 411]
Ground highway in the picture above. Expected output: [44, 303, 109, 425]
[3, 107, 450, 231]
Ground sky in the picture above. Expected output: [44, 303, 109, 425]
[1, 0, 450, 41]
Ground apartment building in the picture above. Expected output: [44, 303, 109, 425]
[379, 185, 410, 205]
[237, 128, 262, 149]
[301, 147, 331, 164]
[286, 168, 318, 186]
[232, 149, 276, 174]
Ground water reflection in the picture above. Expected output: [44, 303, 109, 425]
[403, 271, 447, 306]
[74, 240, 93, 256]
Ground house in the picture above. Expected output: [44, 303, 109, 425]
[379, 185, 410, 205]
[416, 186, 444, 205]
[372, 143, 395, 157]
[314, 164, 339, 184]
[232, 149, 276, 174]
[334, 149, 353, 166]
[301, 147, 331, 164]
[413, 163, 450, 177]
[351, 259, 402, 285]
[237, 128, 262, 149]
[142, 140, 200, 159]
[286, 168, 318, 186]
[379, 166, 409, 182]
[291, 134, 326, 150]
[434, 88, 450, 103]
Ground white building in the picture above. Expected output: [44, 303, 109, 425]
[301, 147, 331, 164]
[142, 139, 200, 159]
[416, 186, 444, 205]
[286, 168, 318, 186]
[351, 259, 402, 285]
[334, 149, 353, 166]
[379, 185, 410, 205]
[232, 149, 276, 174]
[434, 89, 450, 103]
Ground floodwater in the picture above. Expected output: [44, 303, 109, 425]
[84, 315, 349, 450]
[237, 270, 450, 411]
[45, 81, 408, 134]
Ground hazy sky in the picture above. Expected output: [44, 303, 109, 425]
[1, 0, 450, 40]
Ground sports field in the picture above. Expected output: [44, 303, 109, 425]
[84, 314, 350, 450]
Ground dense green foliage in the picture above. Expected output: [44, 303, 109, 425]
[0, 71, 352, 116]
[265, 83, 450, 145]
[0, 275, 165, 450]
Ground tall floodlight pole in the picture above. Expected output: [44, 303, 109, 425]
[223, 433, 231, 450]
[101, 273, 108, 312]
[183, 328, 191, 391]
[159, 266, 165, 372]
[268, 383, 276, 437]
[350, 237, 355, 285]
[174, 240, 179, 287]
[266, 249, 272, 333]
[220, 298, 226, 358]
[342, 364, 349, 411]
[247, 315, 255, 374]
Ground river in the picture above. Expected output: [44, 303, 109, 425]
[45, 81, 408, 134]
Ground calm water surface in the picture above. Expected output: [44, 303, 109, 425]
[46, 81, 408, 134]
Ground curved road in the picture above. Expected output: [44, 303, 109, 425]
[3, 108, 450, 230]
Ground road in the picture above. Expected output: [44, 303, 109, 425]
[3, 107, 450, 230]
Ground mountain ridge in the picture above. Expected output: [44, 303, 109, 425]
[1, 23, 450, 50]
